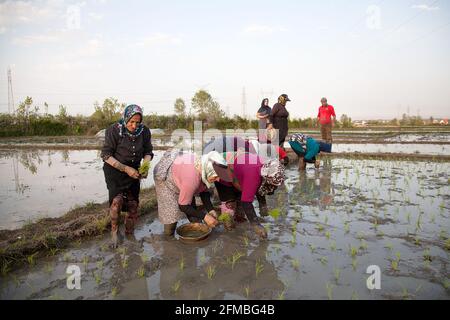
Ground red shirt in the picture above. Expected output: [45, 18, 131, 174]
[318, 105, 336, 124]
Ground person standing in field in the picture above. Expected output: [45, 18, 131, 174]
[317, 97, 336, 143]
[271, 94, 291, 148]
[256, 98, 272, 141]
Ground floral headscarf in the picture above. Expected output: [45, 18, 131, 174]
[289, 133, 309, 153]
[194, 151, 229, 188]
[258, 158, 285, 196]
[118, 104, 144, 137]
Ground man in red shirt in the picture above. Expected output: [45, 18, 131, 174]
[317, 97, 336, 143]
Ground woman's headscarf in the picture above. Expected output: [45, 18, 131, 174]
[258, 158, 285, 196]
[261, 98, 269, 108]
[195, 151, 229, 188]
[289, 133, 309, 153]
[118, 104, 144, 137]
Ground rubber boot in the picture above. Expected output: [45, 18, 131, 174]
[110, 194, 123, 248]
[125, 199, 139, 235]
[234, 201, 247, 223]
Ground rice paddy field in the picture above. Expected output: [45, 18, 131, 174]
[0, 130, 449, 300]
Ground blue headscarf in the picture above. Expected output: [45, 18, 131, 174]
[117, 104, 144, 137]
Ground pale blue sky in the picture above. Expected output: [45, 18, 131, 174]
[0, 0, 449, 120]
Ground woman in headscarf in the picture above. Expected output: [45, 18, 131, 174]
[215, 150, 285, 239]
[288, 133, 332, 170]
[153, 149, 232, 237]
[256, 98, 272, 141]
[101, 104, 153, 247]
[270, 94, 291, 148]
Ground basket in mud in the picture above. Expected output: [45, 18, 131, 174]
[176, 223, 212, 243]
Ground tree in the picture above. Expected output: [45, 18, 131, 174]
[340, 114, 353, 128]
[174, 98, 186, 117]
[58, 105, 68, 120]
[191, 90, 225, 124]
[90, 97, 124, 125]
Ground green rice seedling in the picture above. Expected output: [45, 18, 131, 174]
[206, 265, 216, 280]
[44, 262, 54, 274]
[443, 280, 450, 290]
[360, 240, 368, 251]
[351, 291, 359, 300]
[199, 254, 206, 264]
[82, 255, 89, 267]
[139, 160, 150, 177]
[255, 259, 264, 278]
[242, 235, 250, 247]
[344, 222, 350, 234]
[94, 272, 102, 285]
[244, 286, 250, 298]
[445, 239, 450, 251]
[277, 290, 286, 300]
[229, 251, 244, 270]
[49, 248, 59, 256]
[197, 290, 202, 300]
[334, 267, 341, 283]
[269, 208, 281, 220]
[309, 244, 316, 254]
[349, 246, 358, 258]
[172, 280, 181, 294]
[218, 213, 232, 224]
[96, 260, 104, 270]
[326, 282, 334, 300]
[385, 242, 393, 251]
[291, 258, 300, 270]
[316, 223, 324, 232]
[121, 257, 129, 269]
[395, 251, 401, 261]
[140, 253, 149, 263]
[391, 259, 399, 271]
[111, 287, 118, 297]
[95, 216, 109, 233]
[325, 231, 331, 240]
[290, 235, 297, 246]
[423, 249, 432, 262]
[330, 241, 336, 251]
[137, 266, 145, 278]
[351, 258, 358, 271]
[179, 256, 185, 272]
[320, 256, 328, 265]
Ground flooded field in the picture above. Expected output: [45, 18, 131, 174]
[1, 157, 448, 300]
[0, 150, 162, 230]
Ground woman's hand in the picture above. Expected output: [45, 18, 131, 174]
[204, 213, 218, 228]
[124, 166, 140, 179]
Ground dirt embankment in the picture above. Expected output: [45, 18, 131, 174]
[0, 188, 158, 273]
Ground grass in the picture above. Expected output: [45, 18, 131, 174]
[27, 252, 39, 266]
[255, 259, 264, 278]
[276, 290, 286, 300]
[291, 258, 300, 270]
[206, 265, 216, 280]
[95, 216, 109, 233]
[244, 286, 250, 298]
[1, 260, 11, 276]
[242, 235, 250, 247]
[94, 271, 102, 285]
[111, 287, 118, 297]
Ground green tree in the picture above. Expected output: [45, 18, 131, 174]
[174, 98, 186, 117]
[90, 97, 124, 126]
[191, 90, 225, 124]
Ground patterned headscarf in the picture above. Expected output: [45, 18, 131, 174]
[118, 104, 144, 137]
[289, 133, 309, 153]
[195, 151, 228, 188]
[258, 158, 285, 196]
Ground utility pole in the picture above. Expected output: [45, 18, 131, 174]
[241, 87, 247, 119]
[7, 67, 15, 114]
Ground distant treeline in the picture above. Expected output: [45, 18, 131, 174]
[1, 91, 413, 137]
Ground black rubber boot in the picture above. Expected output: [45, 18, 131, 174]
[164, 223, 177, 236]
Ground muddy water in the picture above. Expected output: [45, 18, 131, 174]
[0, 150, 163, 230]
[331, 143, 450, 156]
[1, 158, 448, 300]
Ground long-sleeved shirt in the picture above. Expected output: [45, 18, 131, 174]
[101, 123, 153, 168]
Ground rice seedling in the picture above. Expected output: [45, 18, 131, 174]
[1, 260, 11, 277]
[139, 160, 150, 176]
[206, 265, 216, 280]
[197, 290, 202, 300]
[423, 249, 432, 263]
[329, 241, 336, 251]
[351, 258, 358, 271]
[49, 248, 59, 256]
[82, 255, 89, 267]
[94, 271, 102, 285]
[309, 244, 316, 254]
[325, 231, 331, 240]
[351, 291, 359, 300]
[391, 259, 399, 271]
[137, 265, 145, 278]
[228, 251, 244, 270]
[111, 287, 118, 297]
[242, 235, 250, 247]
[445, 239, 450, 251]
[96, 260, 104, 270]
[344, 222, 350, 234]
[320, 256, 328, 265]
[244, 286, 250, 298]
[121, 257, 129, 269]
[269, 208, 281, 220]
[172, 280, 181, 294]
[326, 282, 334, 300]
[316, 223, 324, 232]
[255, 259, 264, 278]
[385, 242, 394, 251]
[349, 246, 358, 258]
[218, 213, 232, 224]
[360, 240, 368, 251]
[334, 267, 341, 283]
[291, 258, 300, 270]
[276, 290, 286, 300]
[179, 256, 185, 272]
[44, 262, 54, 274]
